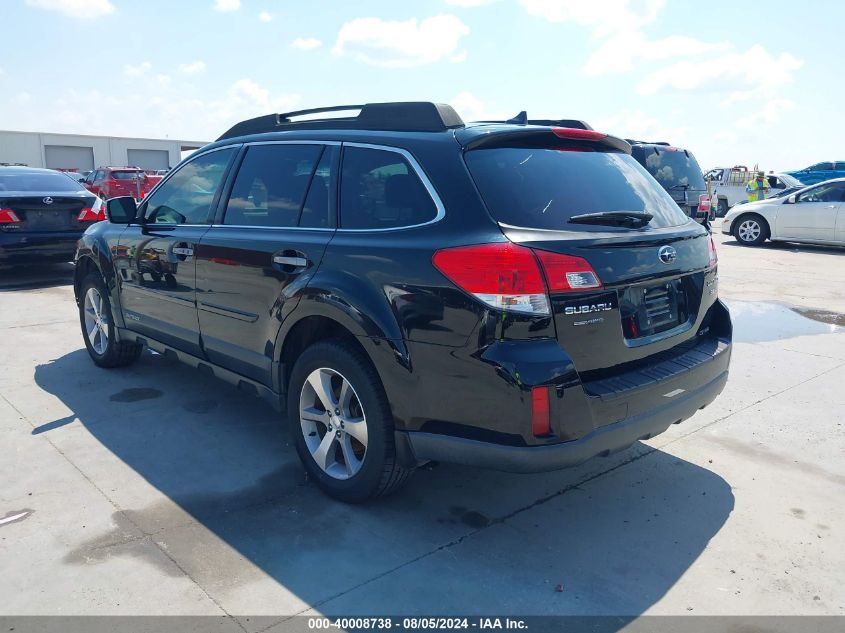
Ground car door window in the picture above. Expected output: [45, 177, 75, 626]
[299, 147, 335, 228]
[223, 144, 324, 227]
[144, 148, 235, 225]
[340, 146, 437, 230]
[835, 162, 845, 171]
[797, 183, 845, 203]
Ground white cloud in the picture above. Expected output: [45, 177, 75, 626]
[450, 91, 510, 122]
[25, 0, 115, 18]
[333, 14, 470, 68]
[0, 76, 300, 141]
[155, 74, 171, 87]
[594, 109, 688, 145]
[584, 32, 730, 75]
[291, 37, 323, 51]
[258, 11, 272, 22]
[637, 45, 803, 96]
[519, 0, 665, 38]
[213, 0, 240, 12]
[445, 0, 499, 6]
[122, 61, 152, 77]
[735, 99, 795, 129]
[179, 60, 206, 74]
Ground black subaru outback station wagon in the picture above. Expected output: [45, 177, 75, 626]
[74, 102, 731, 502]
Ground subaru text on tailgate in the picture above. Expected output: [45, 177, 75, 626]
[74, 102, 732, 502]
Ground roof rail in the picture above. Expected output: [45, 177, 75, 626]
[217, 101, 465, 140]
[476, 113, 593, 130]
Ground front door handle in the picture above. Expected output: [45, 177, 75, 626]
[273, 255, 307, 268]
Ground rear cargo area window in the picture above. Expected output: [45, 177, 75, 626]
[465, 149, 690, 232]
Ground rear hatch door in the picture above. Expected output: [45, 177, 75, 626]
[462, 132, 714, 372]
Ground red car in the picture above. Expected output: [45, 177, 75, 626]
[83, 167, 162, 201]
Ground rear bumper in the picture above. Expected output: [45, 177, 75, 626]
[395, 299, 732, 472]
[0, 231, 82, 263]
[401, 364, 727, 473]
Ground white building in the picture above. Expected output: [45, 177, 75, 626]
[0, 130, 209, 172]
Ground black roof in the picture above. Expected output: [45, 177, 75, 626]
[207, 101, 631, 154]
[218, 102, 465, 141]
[0, 165, 60, 173]
[625, 139, 671, 147]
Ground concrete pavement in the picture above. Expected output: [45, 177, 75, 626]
[0, 233, 843, 626]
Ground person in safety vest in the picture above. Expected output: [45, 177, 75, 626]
[745, 171, 769, 202]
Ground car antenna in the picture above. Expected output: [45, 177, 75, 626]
[506, 111, 528, 125]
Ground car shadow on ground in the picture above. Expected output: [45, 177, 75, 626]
[719, 239, 845, 255]
[0, 262, 74, 290]
[33, 348, 734, 616]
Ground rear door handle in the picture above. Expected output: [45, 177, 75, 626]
[273, 255, 308, 268]
[172, 246, 194, 256]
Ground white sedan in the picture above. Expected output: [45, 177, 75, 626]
[722, 178, 845, 246]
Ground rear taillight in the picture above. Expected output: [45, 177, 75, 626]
[77, 206, 105, 222]
[534, 250, 602, 292]
[432, 242, 550, 315]
[708, 236, 718, 269]
[0, 209, 21, 225]
[531, 386, 551, 436]
[432, 242, 603, 315]
[698, 194, 712, 213]
[552, 127, 607, 141]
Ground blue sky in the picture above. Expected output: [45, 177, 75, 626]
[2, 0, 840, 172]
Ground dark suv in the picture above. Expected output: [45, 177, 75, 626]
[628, 141, 712, 223]
[74, 102, 731, 502]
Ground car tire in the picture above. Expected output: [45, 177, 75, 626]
[79, 273, 143, 368]
[287, 339, 414, 503]
[717, 198, 729, 218]
[733, 214, 769, 246]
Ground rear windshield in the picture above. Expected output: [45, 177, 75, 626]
[0, 172, 84, 192]
[464, 149, 691, 232]
[111, 170, 144, 180]
[632, 146, 707, 191]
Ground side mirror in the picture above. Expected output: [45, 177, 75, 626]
[786, 194, 797, 204]
[105, 196, 138, 224]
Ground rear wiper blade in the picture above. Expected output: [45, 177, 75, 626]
[568, 211, 654, 227]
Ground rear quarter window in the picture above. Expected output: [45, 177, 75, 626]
[340, 146, 438, 230]
[464, 148, 690, 232]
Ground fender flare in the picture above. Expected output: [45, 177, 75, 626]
[272, 285, 411, 395]
[74, 231, 126, 330]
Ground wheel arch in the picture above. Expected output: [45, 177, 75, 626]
[275, 306, 410, 399]
[732, 211, 771, 242]
[74, 230, 125, 328]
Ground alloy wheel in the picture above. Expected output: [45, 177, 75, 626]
[83, 287, 109, 355]
[737, 219, 761, 243]
[299, 367, 369, 480]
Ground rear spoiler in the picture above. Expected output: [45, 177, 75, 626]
[459, 126, 631, 154]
